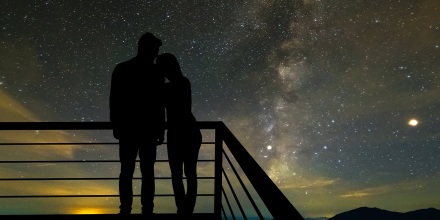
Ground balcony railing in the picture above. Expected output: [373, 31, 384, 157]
[0, 122, 304, 220]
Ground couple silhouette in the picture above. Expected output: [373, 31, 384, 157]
[109, 32, 202, 218]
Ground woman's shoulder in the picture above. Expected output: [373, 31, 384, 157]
[181, 77, 191, 84]
[173, 77, 191, 88]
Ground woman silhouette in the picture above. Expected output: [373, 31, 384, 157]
[156, 53, 202, 217]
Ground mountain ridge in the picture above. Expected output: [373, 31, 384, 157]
[327, 206, 440, 220]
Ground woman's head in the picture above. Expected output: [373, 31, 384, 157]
[156, 53, 182, 81]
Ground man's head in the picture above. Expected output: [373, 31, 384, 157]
[137, 32, 162, 60]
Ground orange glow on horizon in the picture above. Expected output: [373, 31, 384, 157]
[71, 208, 106, 214]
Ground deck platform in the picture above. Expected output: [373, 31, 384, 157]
[0, 213, 215, 220]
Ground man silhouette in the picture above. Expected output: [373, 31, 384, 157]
[109, 32, 165, 216]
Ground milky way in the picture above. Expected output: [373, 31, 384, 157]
[1, 0, 439, 218]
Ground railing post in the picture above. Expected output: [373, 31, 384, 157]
[214, 123, 223, 220]
[220, 122, 304, 220]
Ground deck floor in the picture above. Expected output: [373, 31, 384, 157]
[0, 213, 216, 219]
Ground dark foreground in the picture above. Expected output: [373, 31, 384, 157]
[0, 213, 215, 220]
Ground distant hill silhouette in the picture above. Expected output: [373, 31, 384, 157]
[328, 207, 440, 220]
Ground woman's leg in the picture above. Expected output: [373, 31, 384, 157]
[167, 139, 185, 213]
[183, 132, 202, 214]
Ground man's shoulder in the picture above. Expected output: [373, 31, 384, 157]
[116, 58, 136, 67]
[113, 58, 138, 73]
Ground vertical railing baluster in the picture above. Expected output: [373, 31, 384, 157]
[214, 123, 224, 220]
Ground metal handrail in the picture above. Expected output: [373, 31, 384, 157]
[223, 148, 264, 219]
[222, 168, 246, 218]
[218, 122, 304, 220]
[0, 121, 304, 219]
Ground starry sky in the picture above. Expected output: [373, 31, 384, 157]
[1, 0, 439, 218]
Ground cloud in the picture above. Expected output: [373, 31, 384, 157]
[278, 177, 337, 190]
[0, 88, 40, 122]
[339, 181, 425, 198]
[340, 185, 392, 198]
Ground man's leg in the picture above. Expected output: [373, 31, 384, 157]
[139, 141, 157, 214]
[119, 140, 138, 214]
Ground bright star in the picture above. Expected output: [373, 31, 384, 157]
[408, 119, 418, 126]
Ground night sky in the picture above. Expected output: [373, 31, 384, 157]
[1, 0, 439, 218]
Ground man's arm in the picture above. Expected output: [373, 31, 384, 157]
[109, 64, 122, 139]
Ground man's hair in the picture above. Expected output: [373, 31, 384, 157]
[138, 32, 162, 52]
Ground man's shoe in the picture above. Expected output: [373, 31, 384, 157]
[118, 210, 131, 215]
[142, 212, 156, 219]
